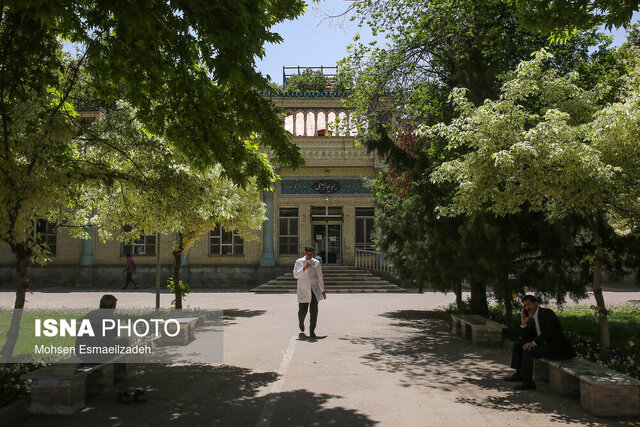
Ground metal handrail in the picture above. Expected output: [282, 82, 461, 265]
[354, 249, 394, 274]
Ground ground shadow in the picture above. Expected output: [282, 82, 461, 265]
[341, 309, 635, 426]
[223, 308, 267, 326]
[297, 333, 328, 342]
[18, 364, 375, 426]
[271, 389, 376, 426]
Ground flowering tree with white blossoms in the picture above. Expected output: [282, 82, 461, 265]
[430, 49, 640, 356]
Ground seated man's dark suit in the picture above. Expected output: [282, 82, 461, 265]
[511, 307, 576, 382]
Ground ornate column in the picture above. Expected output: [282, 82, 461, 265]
[293, 112, 297, 136]
[259, 189, 276, 266]
[314, 111, 319, 136]
[303, 111, 308, 136]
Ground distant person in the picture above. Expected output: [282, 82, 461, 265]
[504, 295, 576, 390]
[293, 246, 326, 338]
[314, 253, 323, 264]
[75, 294, 129, 362]
[122, 253, 139, 289]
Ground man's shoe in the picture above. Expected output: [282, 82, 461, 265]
[503, 373, 524, 382]
[514, 381, 536, 390]
[299, 322, 304, 332]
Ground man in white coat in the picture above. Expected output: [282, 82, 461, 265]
[293, 246, 326, 338]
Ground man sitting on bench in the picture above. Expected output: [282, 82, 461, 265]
[75, 294, 130, 363]
[504, 294, 576, 390]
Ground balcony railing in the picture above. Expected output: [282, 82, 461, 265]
[354, 249, 394, 274]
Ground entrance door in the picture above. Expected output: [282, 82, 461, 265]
[312, 224, 342, 264]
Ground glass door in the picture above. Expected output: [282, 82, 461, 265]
[327, 224, 342, 264]
[312, 224, 342, 264]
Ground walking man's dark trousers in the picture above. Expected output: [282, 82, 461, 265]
[298, 292, 318, 334]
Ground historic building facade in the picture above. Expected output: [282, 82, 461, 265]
[0, 94, 379, 288]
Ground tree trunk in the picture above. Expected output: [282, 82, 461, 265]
[454, 280, 463, 312]
[172, 250, 182, 309]
[469, 281, 488, 316]
[586, 215, 610, 358]
[1, 245, 32, 361]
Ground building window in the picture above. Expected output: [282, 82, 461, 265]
[35, 220, 57, 256]
[278, 208, 299, 256]
[355, 207, 375, 251]
[121, 226, 156, 256]
[311, 206, 343, 221]
[209, 225, 244, 256]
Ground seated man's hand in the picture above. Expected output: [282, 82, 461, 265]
[523, 341, 537, 351]
[322, 291, 326, 299]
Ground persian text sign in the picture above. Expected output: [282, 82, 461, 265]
[312, 179, 342, 193]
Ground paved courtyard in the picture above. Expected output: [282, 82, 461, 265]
[2, 290, 640, 426]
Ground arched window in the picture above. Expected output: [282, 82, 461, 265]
[294, 111, 305, 136]
[316, 111, 327, 136]
[327, 111, 337, 136]
[284, 111, 294, 134]
[306, 111, 315, 136]
[337, 111, 348, 136]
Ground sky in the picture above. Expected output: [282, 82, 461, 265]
[256, 1, 639, 85]
[255, 0, 374, 84]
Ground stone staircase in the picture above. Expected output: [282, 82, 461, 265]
[252, 265, 406, 293]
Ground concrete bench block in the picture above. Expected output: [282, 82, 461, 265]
[28, 377, 86, 414]
[451, 317, 462, 335]
[23, 361, 116, 414]
[580, 382, 640, 416]
[86, 363, 114, 395]
[451, 314, 506, 347]
[156, 317, 199, 346]
[537, 357, 640, 417]
[549, 365, 580, 397]
[534, 359, 549, 382]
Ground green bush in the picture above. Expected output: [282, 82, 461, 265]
[0, 362, 46, 407]
[286, 69, 328, 93]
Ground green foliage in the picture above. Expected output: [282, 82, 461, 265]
[0, 363, 46, 407]
[430, 47, 640, 352]
[285, 69, 329, 93]
[515, 0, 640, 41]
[331, 69, 354, 93]
[346, 1, 632, 317]
[83, 102, 267, 250]
[0, 1, 305, 308]
[430, 48, 640, 232]
[166, 277, 191, 309]
[342, 0, 612, 137]
[2, 1, 305, 187]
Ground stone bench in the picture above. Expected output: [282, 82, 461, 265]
[22, 360, 113, 414]
[450, 314, 507, 346]
[154, 317, 200, 346]
[21, 355, 134, 414]
[534, 357, 640, 416]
